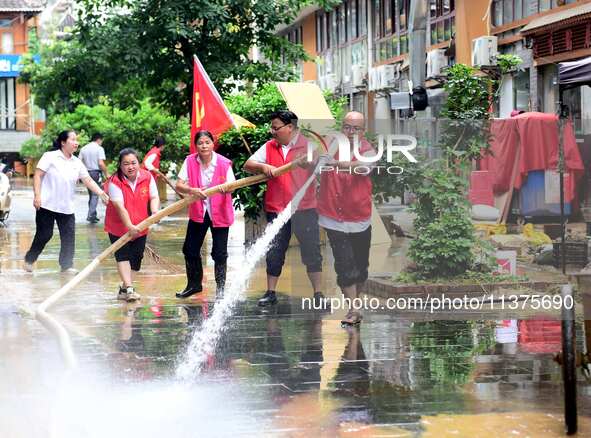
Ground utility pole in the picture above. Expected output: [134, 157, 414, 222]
[408, 0, 428, 91]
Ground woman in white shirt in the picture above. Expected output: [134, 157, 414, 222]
[24, 130, 109, 273]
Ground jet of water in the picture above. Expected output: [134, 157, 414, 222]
[176, 169, 317, 380]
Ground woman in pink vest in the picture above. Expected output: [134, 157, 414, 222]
[105, 148, 160, 302]
[175, 130, 235, 298]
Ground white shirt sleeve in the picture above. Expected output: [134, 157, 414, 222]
[178, 158, 189, 181]
[144, 153, 157, 171]
[99, 146, 106, 161]
[227, 165, 236, 183]
[108, 181, 124, 203]
[149, 175, 158, 199]
[250, 145, 267, 164]
[37, 152, 52, 172]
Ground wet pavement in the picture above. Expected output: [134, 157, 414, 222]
[2, 178, 591, 437]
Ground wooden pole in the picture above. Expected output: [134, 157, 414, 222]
[155, 169, 183, 197]
[36, 159, 301, 314]
[237, 131, 253, 155]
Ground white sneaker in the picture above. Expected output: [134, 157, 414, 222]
[60, 267, 78, 274]
[125, 287, 141, 302]
[23, 262, 33, 272]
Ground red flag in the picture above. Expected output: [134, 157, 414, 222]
[190, 55, 235, 153]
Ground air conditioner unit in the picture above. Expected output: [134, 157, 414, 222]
[368, 68, 381, 91]
[472, 36, 498, 67]
[380, 64, 398, 89]
[427, 49, 448, 78]
[351, 64, 367, 87]
[325, 73, 338, 91]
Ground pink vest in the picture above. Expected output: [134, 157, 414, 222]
[318, 138, 374, 223]
[186, 152, 234, 227]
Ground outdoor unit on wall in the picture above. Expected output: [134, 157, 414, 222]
[427, 49, 448, 78]
[472, 36, 498, 67]
[351, 64, 367, 87]
[380, 64, 398, 89]
[368, 67, 381, 91]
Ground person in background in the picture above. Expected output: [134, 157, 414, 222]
[24, 130, 109, 273]
[318, 112, 375, 326]
[175, 130, 235, 299]
[243, 110, 324, 307]
[142, 137, 165, 178]
[79, 132, 109, 223]
[105, 148, 159, 302]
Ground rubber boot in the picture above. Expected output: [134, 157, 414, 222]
[214, 261, 227, 297]
[176, 257, 203, 298]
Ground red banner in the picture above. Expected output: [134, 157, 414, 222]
[190, 55, 234, 153]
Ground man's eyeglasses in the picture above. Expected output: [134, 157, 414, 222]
[343, 124, 364, 133]
[270, 124, 290, 133]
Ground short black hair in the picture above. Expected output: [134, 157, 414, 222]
[270, 110, 298, 128]
[153, 136, 165, 147]
[91, 133, 103, 141]
[194, 130, 214, 145]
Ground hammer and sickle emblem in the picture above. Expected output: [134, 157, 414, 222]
[194, 92, 206, 125]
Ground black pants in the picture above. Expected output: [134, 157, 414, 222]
[24, 207, 76, 269]
[266, 208, 323, 277]
[182, 213, 229, 263]
[325, 226, 371, 288]
[109, 233, 147, 271]
[87, 170, 102, 220]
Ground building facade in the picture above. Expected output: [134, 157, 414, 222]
[0, 0, 43, 156]
[278, 0, 591, 133]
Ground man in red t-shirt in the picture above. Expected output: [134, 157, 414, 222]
[318, 112, 375, 326]
[244, 111, 324, 307]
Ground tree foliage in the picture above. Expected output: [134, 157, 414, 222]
[21, 100, 190, 170]
[407, 57, 523, 280]
[21, 0, 335, 116]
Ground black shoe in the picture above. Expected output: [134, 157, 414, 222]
[257, 290, 277, 307]
[313, 292, 330, 311]
[176, 286, 203, 299]
[176, 257, 203, 299]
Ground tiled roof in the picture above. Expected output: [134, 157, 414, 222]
[521, 3, 591, 34]
[0, 0, 45, 13]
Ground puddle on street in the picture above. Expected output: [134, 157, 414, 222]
[1, 183, 591, 437]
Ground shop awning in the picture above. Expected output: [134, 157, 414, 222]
[558, 56, 591, 87]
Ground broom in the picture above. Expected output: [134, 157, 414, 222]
[36, 158, 304, 314]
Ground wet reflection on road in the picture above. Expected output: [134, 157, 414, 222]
[1, 183, 591, 437]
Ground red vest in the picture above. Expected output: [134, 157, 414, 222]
[318, 138, 374, 223]
[186, 152, 235, 227]
[143, 147, 161, 176]
[264, 133, 316, 213]
[104, 169, 152, 238]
